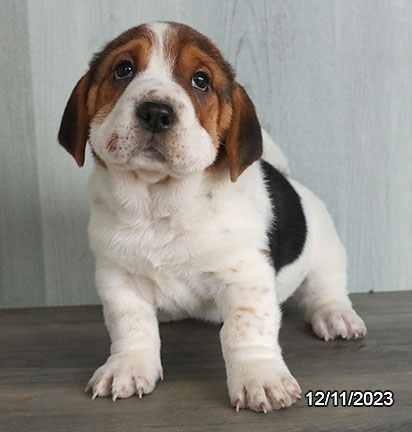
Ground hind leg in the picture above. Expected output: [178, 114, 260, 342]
[294, 189, 366, 341]
[296, 271, 366, 341]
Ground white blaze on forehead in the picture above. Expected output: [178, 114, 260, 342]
[132, 22, 181, 101]
[143, 22, 173, 81]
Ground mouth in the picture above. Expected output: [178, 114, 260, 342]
[139, 144, 166, 162]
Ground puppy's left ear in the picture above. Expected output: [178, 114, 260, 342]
[225, 84, 262, 182]
[58, 72, 91, 167]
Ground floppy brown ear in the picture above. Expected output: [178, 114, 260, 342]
[58, 72, 91, 167]
[225, 83, 262, 182]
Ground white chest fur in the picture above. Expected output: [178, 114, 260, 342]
[88, 164, 280, 320]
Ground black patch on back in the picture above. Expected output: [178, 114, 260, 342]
[260, 160, 307, 273]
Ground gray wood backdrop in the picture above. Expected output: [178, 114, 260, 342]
[1, 0, 411, 308]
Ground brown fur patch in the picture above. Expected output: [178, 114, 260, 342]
[237, 306, 255, 313]
[166, 23, 235, 150]
[89, 25, 153, 81]
[87, 37, 153, 123]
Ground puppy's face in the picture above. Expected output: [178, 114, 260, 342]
[58, 22, 262, 182]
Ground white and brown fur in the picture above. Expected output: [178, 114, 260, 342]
[58, 22, 366, 413]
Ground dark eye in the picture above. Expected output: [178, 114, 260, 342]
[114, 61, 134, 80]
[191, 71, 210, 91]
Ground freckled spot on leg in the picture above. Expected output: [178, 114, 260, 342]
[231, 268, 239, 273]
[260, 287, 269, 294]
[243, 322, 251, 327]
[235, 314, 242, 319]
[236, 307, 255, 313]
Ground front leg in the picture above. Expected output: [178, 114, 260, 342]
[217, 255, 301, 413]
[86, 261, 162, 400]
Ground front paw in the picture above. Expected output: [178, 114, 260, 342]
[311, 304, 367, 341]
[85, 350, 163, 401]
[227, 359, 301, 413]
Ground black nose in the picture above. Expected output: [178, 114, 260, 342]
[137, 101, 176, 133]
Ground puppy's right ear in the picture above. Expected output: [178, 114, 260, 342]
[58, 72, 91, 167]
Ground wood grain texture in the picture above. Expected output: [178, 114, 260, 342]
[0, 0, 411, 307]
[0, 292, 411, 431]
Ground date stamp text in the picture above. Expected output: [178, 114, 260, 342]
[305, 390, 394, 407]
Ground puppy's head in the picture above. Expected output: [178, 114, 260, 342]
[58, 22, 262, 182]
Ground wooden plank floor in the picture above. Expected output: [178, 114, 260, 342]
[0, 292, 411, 432]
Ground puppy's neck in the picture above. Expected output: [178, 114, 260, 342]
[105, 166, 204, 218]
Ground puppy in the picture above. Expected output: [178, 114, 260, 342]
[58, 22, 366, 413]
